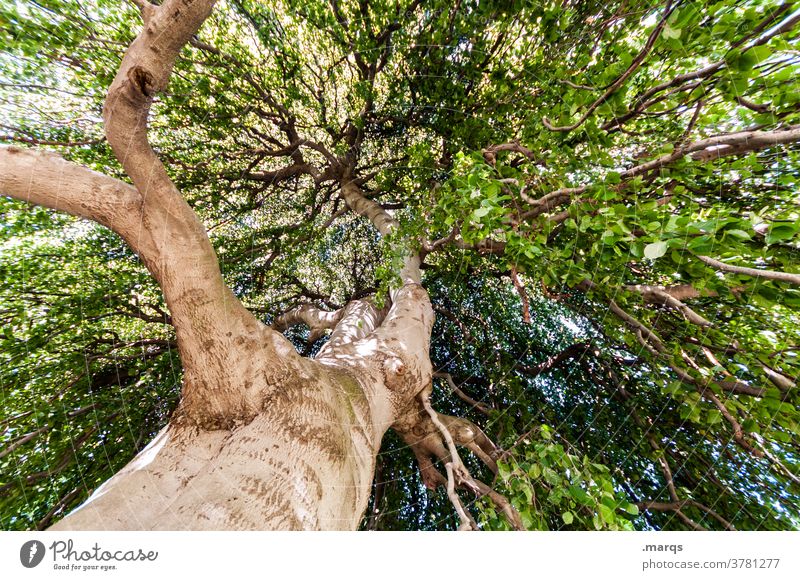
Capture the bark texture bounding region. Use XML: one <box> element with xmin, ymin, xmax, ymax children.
<box><xmin>46</xmin><ymin>279</ymin><xmax>433</xmax><ymax>529</ymax></box>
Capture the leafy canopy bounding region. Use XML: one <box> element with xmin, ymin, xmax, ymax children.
<box><xmin>1</xmin><ymin>0</ymin><xmax>799</xmax><ymax>530</ymax></box>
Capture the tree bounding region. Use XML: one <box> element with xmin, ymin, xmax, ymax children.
<box><xmin>0</xmin><ymin>0</ymin><xmax>799</xmax><ymax>531</ymax></box>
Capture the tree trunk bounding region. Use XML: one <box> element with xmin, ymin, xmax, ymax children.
<box><xmin>50</xmin><ymin>287</ymin><xmax>434</xmax><ymax>530</ymax></box>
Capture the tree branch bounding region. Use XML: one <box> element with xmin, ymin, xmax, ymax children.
<box><xmin>433</xmin><ymin>372</ymin><xmax>491</xmax><ymax>415</ymax></box>
<box><xmin>340</xmin><ymin>180</ymin><xmax>397</xmax><ymax>236</ymax></box>
<box><xmin>316</xmin><ymin>298</ymin><xmax>387</xmax><ymax>358</ymax></box>
<box><xmin>2</xmin><ymin>0</ymin><xmax>307</xmax><ymax>427</ymax></box>
<box><xmin>272</xmin><ymin>303</ymin><xmax>345</xmax><ymax>342</ymax></box>
<box><xmin>0</xmin><ymin>147</ymin><xmax>141</xmax><ymax>235</ymax></box>
<box><xmin>543</xmin><ymin>1</ymin><xmax>676</xmax><ymax>132</ymax></box>
<box><xmin>129</xmin><ymin>0</ymin><xmax>157</xmax><ymax>23</ymax></box>
<box><xmin>420</xmin><ymin>392</ymin><xmax>478</xmax><ymax>530</ymax></box>
<box><xmin>696</xmin><ymin>255</ymin><xmax>800</xmax><ymax>286</ymax></box>
<box><xmin>522</xmin><ymin>126</ymin><xmax>800</xmax><ymax>220</ymax></box>
<box><xmin>625</xmin><ymin>284</ymin><xmax>712</xmax><ymax>326</ymax></box>
<box><xmin>101</xmin><ymin>0</ymin><xmax>263</xmax><ymax>341</ymax></box>
<box><xmin>339</xmin><ymin>179</ymin><xmax>422</xmax><ymax>285</ymax></box>
<box><xmin>513</xmin><ymin>342</ymin><xmax>595</xmax><ymax>377</ymax></box>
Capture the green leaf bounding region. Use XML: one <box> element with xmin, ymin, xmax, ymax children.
<box><xmin>746</xmin><ymin>45</ymin><xmax>772</xmax><ymax>64</ymax></box>
<box><xmin>766</xmin><ymin>223</ymin><xmax>797</xmax><ymax>245</ymax></box>
<box><xmin>623</xmin><ymin>502</ymin><xmax>639</xmax><ymax>516</ymax></box>
<box><xmin>569</xmin><ymin>485</ymin><xmax>593</xmax><ymax>506</ymax></box>
<box><xmin>725</xmin><ymin>229</ymin><xmax>751</xmax><ymax>240</ymax></box>
<box><xmin>662</xmin><ymin>25</ymin><xmax>682</xmax><ymax>39</ymax></box>
<box><xmin>562</xmin><ymin>511</ymin><xmax>574</xmax><ymax>525</ymax></box>
<box><xmin>543</xmin><ymin>467</ymin><xmax>560</xmax><ymax>485</ymax></box>
<box><xmin>498</xmin><ymin>462</ymin><xmax>511</xmax><ymax>481</ymax></box>
<box><xmin>644</xmin><ymin>241</ymin><xmax>668</xmax><ymax>260</ymax></box>
<box><xmin>598</xmin><ymin>503</ymin><xmax>615</xmax><ymax>524</ymax></box>
<box><xmin>472</xmin><ymin>206</ymin><xmax>492</xmax><ymax>219</ymax></box>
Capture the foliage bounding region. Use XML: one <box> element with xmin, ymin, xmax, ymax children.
<box><xmin>486</xmin><ymin>425</ymin><xmax>639</xmax><ymax>531</ymax></box>
<box><xmin>1</xmin><ymin>0</ymin><xmax>800</xmax><ymax>530</ymax></box>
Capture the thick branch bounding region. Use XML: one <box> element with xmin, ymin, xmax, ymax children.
<box><xmin>340</xmin><ymin>180</ymin><xmax>397</xmax><ymax>236</ymax></box>
<box><xmin>101</xmin><ymin>0</ymin><xmax>264</xmax><ymax>344</ymax></box>
<box><xmin>272</xmin><ymin>303</ymin><xmax>345</xmax><ymax>342</ymax></box>
<box><xmin>394</xmin><ymin>395</ymin><xmax>522</xmax><ymax>530</ymax></box>
<box><xmin>83</xmin><ymin>0</ymin><xmax>299</xmax><ymax>425</ymax></box>
<box><xmin>340</xmin><ymin>179</ymin><xmax>422</xmax><ymax>284</ymax></box>
<box><xmin>626</xmin><ymin>284</ymin><xmax>712</xmax><ymax>327</ymax></box>
<box><xmin>0</xmin><ymin>147</ymin><xmax>141</xmax><ymax>236</ymax></box>
<box><xmin>697</xmin><ymin>255</ymin><xmax>800</xmax><ymax>286</ymax></box>
<box><xmin>523</xmin><ymin>126</ymin><xmax>800</xmax><ymax>220</ymax></box>
<box><xmin>316</xmin><ymin>298</ymin><xmax>388</xmax><ymax>358</ymax></box>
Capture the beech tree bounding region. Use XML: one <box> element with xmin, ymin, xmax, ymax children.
<box><xmin>1</xmin><ymin>0</ymin><xmax>799</xmax><ymax>530</ymax></box>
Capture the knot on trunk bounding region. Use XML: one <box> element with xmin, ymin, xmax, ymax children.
<box><xmin>384</xmin><ymin>356</ymin><xmax>405</xmax><ymax>376</ymax></box>
<box><xmin>128</xmin><ymin>66</ymin><xmax>156</xmax><ymax>98</ymax></box>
